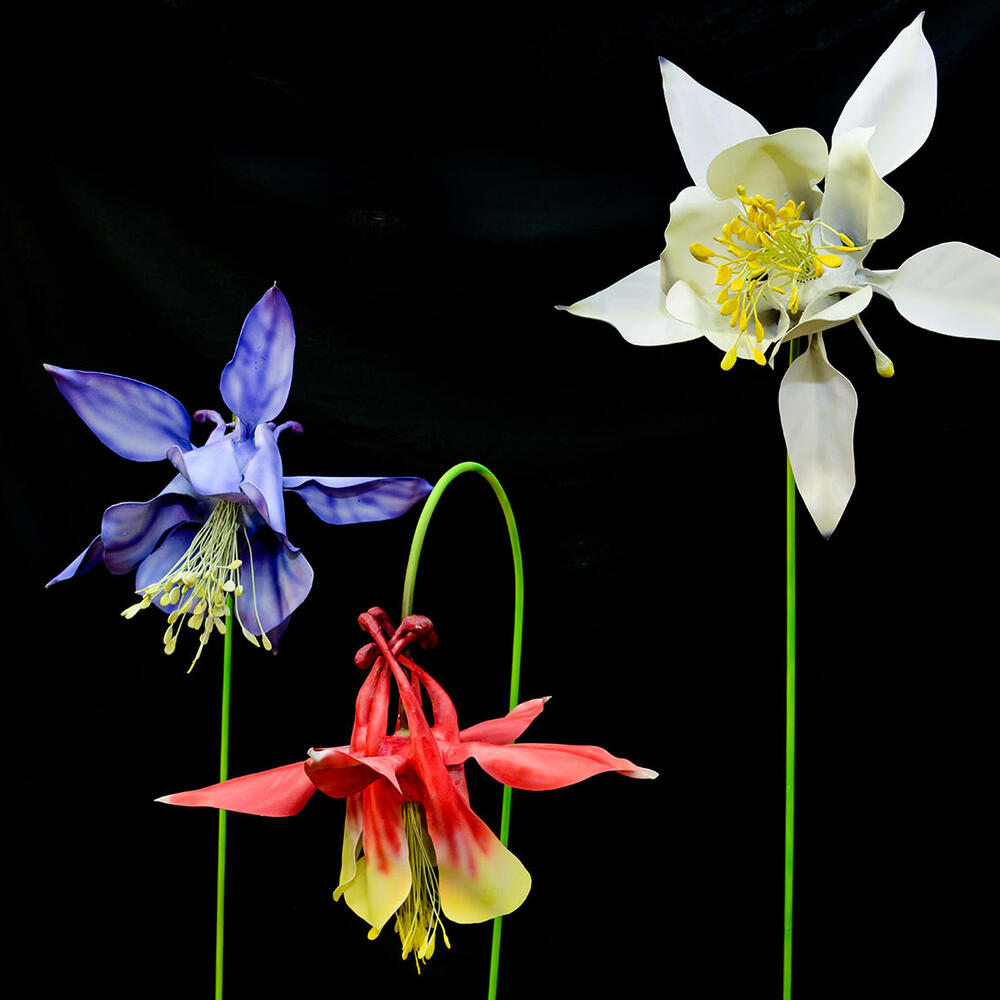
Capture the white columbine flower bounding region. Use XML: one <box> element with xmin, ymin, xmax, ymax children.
<box><xmin>559</xmin><ymin>14</ymin><xmax>1000</xmax><ymax>536</ymax></box>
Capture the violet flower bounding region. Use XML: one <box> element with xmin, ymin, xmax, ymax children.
<box><xmin>45</xmin><ymin>285</ymin><xmax>431</xmax><ymax>668</ymax></box>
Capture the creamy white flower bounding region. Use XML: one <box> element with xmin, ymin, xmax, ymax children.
<box><xmin>559</xmin><ymin>14</ymin><xmax>1000</xmax><ymax>536</ymax></box>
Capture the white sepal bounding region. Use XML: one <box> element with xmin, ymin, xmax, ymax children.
<box><xmin>862</xmin><ymin>243</ymin><xmax>1000</xmax><ymax>341</ymax></box>
<box><xmin>659</xmin><ymin>57</ymin><xmax>766</xmax><ymax>188</ymax></box>
<box><xmin>778</xmin><ymin>333</ymin><xmax>858</xmax><ymax>538</ymax></box>
<box><xmin>557</xmin><ymin>261</ymin><xmax>701</xmax><ymax>346</ymax></box>
<box><xmin>832</xmin><ymin>12</ymin><xmax>937</xmax><ymax>177</ymax></box>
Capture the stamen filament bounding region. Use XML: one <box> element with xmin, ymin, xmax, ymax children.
<box><xmin>120</xmin><ymin>500</ymin><xmax>269</xmax><ymax>669</ymax></box>
<box><xmin>395</xmin><ymin>802</ymin><xmax>450</xmax><ymax>970</ymax></box>
<box><xmin>691</xmin><ymin>190</ymin><xmax>861</xmax><ymax>369</ymax></box>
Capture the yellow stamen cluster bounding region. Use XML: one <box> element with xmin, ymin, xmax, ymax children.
<box><xmin>690</xmin><ymin>186</ymin><xmax>861</xmax><ymax>370</ymax></box>
<box><xmin>394</xmin><ymin>802</ymin><xmax>450</xmax><ymax>970</ymax></box>
<box><xmin>121</xmin><ymin>500</ymin><xmax>270</xmax><ymax>671</ymax></box>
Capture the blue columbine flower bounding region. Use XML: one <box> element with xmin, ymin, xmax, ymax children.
<box><xmin>45</xmin><ymin>285</ymin><xmax>431</xmax><ymax>669</ymax></box>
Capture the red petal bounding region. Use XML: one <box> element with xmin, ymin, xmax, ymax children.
<box><xmin>363</xmin><ymin>663</ymin><xmax>392</xmax><ymax>756</ymax></box>
<box><xmin>456</xmin><ymin>741</ymin><xmax>658</xmax><ymax>789</ymax></box>
<box><xmin>156</xmin><ymin>760</ymin><xmax>316</xmax><ymax>816</ymax></box>
<box><xmin>407</xmin><ymin>661</ymin><xmax>459</xmax><ymax>741</ymax></box>
<box><xmin>419</xmin><ymin>764</ymin><xmax>531</xmax><ymax>923</ymax></box>
<box><xmin>349</xmin><ymin>662</ymin><xmax>390</xmax><ymax>755</ymax></box>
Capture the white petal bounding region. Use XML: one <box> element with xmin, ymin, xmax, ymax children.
<box><xmin>664</xmin><ymin>279</ymin><xmax>730</xmax><ymax>338</ymax></box>
<box><xmin>778</xmin><ymin>333</ymin><xmax>858</xmax><ymax>538</ymax></box>
<box><xmin>790</xmin><ymin>284</ymin><xmax>873</xmax><ymax>341</ymax></box>
<box><xmin>557</xmin><ymin>261</ymin><xmax>701</xmax><ymax>346</ymax></box>
<box><xmin>660</xmin><ymin>185</ymin><xmax>740</xmax><ymax>294</ymax></box>
<box><xmin>821</xmin><ymin>128</ymin><xmax>904</xmax><ymax>245</ymax></box>
<box><xmin>659</xmin><ymin>57</ymin><xmax>766</xmax><ymax>188</ymax></box>
<box><xmin>832</xmin><ymin>13</ymin><xmax>937</xmax><ymax>178</ymax></box>
<box><xmin>862</xmin><ymin>243</ymin><xmax>1000</xmax><ymax>341</ymax></box>
<box><xmin>706</xmin><ymin>129</ymin><xmax>828</xmax><ymax>213</ymax></box>
<box><xmin>664</xmin><ymin>280</ymin><xmax>779</xmax><ymax>360</ymax></box>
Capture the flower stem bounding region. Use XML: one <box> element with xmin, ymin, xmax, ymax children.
<box><xmin>216</xmin><ymin>591</ymin><xmax>234</xmax><ymax>1000</ymax></box>
<box><xmin>400</xmin><ymin>461</ymin><xmax>523</xmax><ymax>1000</ymax></box>
<box><xmin>784</xmin><ymin>340</ymin><xmax>800</xmax><ymax>1000</ymax></box>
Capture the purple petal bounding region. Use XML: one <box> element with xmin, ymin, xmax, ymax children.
<box><xmin>219</xmin><ymin>286</ymin><xmax>295</xmax><ymax>428</ymax></box>
<box><xmin>236</xmin><ymin>530</ymin><xmax>313</xmax><ymax>638</ymax></box>
<box><xmin>282</xmin><ymin>476</ymin><xmax>432</xmax><ymax>525</ymax></box>
<box><xmin>240</xmin><ymin>424</ymin><xmax>290</xmax><ymax>542</ymax></box>
<box><xmin>46</xmin><ymin>534</ymin><xmax>105</xmax><ymax>588</ymax></box>
<box><xmin>265</xmin><ymin>616</ymin><xmax>291</xmax><ymax>652</ymax></box>
<box><xmin>134</xmin><ymin>523</ymin><xmax>199</xmax><ymax>611</ymax></box>
<box><xmin>44</xmin><ymin>365</ymin><xmax>191</xmax><ymax>463</ymax></box>
<box><xmin>167</xmin><ymin>438</ymin><xmax>245</xmax><ymax>500</ymax></box>
<box><xmin>101</xmin><ymin>484</ymin><xmax>203</xmax><ymax>576</ymax></box>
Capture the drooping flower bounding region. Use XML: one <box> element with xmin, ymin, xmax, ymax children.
<box><xmin>158</xmin><ymin>607</ymin><xmax>657</xmax><ymax>966</ymax></box>
<box><xmin>46</xmin><ymin>287</ymin><xmax>431</xmax><ymax>668</ymax></box>
<box><xmin>559</xmin><ymin>15</ymin><xmax>1000</xmax><ymax>536</ymax></box>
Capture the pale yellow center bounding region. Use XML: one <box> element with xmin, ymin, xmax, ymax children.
<box><xmin>690</xmin><ymin>187</ymin><xmax>861</xmax><ymax>370</ymax></box>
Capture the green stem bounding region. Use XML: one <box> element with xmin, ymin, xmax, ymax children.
<box><xmin>400</xmin><ymin>461</ymin><xmax>523</xmax><ymax>1000</ymax></box>
<box><xmin>784</xmin><ymin>340</ymin><xmax>800</xmax><ymax>1000</ymax></box>
<box><xmin>216</xmin><ymin>591</ymin><xmax>234</xmax><ymax>1000</ymax></box>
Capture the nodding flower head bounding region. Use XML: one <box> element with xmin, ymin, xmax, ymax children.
<box><xmin>157</xmin><ymin>606</ymin><xmax>657</xmax><ymax>967</ymax></box>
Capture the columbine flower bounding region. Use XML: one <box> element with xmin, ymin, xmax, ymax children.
<box><xmin>45</xmin><ymin>287</ymin><xmax>431</xmax><ymax>668</ymax></box>
<box><xmin>158</xmin><ymin>607</ymin><xmax>656</xmax><ymax>967</ymax></box>
<box><xmin>559</xmin><ymin>14</ymin><xmax>1000</xmax><ymax>536</ymax></box>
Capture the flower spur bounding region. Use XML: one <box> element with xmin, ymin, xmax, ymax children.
<box><xmin>559</xmin><ymin>14</ymin><xmax>1000</xmax><ymax>536</ymax></box>
<box><xmin>158</xmin><ymin>607</ymin><xmax>657</xmax><ymax>967</ymax></box>
<box><xmin>45</xmin><ymin>287</ymin><xmax>432</xmax><ymax>668</ymax></box>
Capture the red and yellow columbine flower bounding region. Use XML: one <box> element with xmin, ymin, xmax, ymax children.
<box><xmin>158</xmin><ymin>607</ymin><xmax>656</xmax><ymax>967</ymax></box>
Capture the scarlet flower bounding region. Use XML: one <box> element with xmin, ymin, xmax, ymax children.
<box><xmin>159</xmin><ymin>607</ymin><xmax>656</xmax><ymax>966</ymax></box>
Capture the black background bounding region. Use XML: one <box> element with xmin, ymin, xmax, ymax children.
<box><xmin>4</xmin><ymin>1</ymin><xmax>996</xmax><ymax>997</ymax></box>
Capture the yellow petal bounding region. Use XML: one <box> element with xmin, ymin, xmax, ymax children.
<box><xmin>334</xmin><ymin>799</ymin><xmax>365</xmax><ymax>901</ymax></box>
<box><xmin>341</xmin><ymin>786</ymin><xmax>412</xmax><ymax>935</ymax></box>
<box><xmin>426</xmin><ymin>792</ymin><xmax>531</xmax><ymax>925</ymax></box>
<box><xmin>437</xmin><ymin>832</ymin><xmax>531</xmax><ymax>925</ymax></box>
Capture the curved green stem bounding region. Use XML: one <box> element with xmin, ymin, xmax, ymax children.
<box><xmin>784</xmin><ymin>340</ymin><xmax>800</xmax><ymax>1000</ymax></box>
<box><xmin>216</xmin><ymin>592</ymin><xmax>234</xmax><ymax>1000</ymax></box>
<box><xmin>400</xmin><ymin>461</ymin><xmax>523</xmax><ymax>1000</ymax></box>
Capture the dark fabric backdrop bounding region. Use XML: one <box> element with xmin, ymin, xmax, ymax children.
<box><xmin>4</xmin><ymin>1</ymin><xmax>996</xmax><ymax>997</ymax></box>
